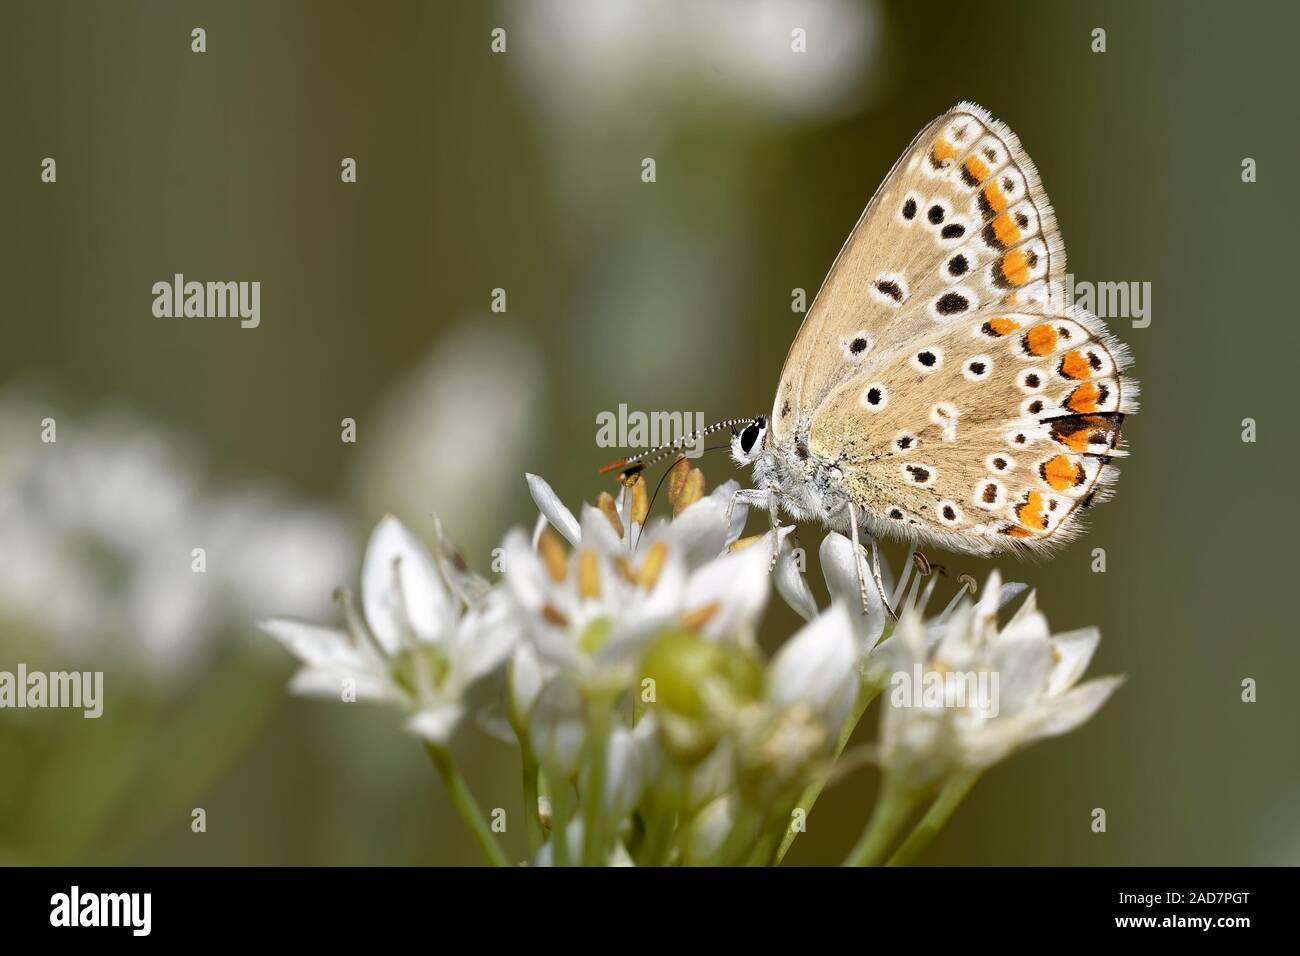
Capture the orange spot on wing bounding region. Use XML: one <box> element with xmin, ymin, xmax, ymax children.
<box><xmin>983</xmin><ymin>183</ymin><xmax>1010</xmax><ymax>213</ymax></box>
<box><xmin>1004</xmin><ymin>526</ymin><xmax>1034</xmax><ymax>539</ymax></box>
<box><xmin>1025</xmin><ymin>323</ymin><xmax>1059</xmax><ymax>356</ymax></box>
<box><xmin>1000</xmin><ymin>249</ymin><xmax>1030</xmax><ymax>286</ymax></box>
<box><xmin>932</xmin><ymin>137</ymin><xmax>958</xmax><ymax>163</ymax></box>
<box><xmin>1060</xmin><ymin>350</ymin><xmax>1092</xmax><ymax>380</ymax></box>
<box><xmin>1016</xmin><ymin>490</ymin><xmax>1049</xmax><ymax>531</ymax></box>
<box><xmin>1054</xmin><ymin>427</ymin><xmax>1091</xmax><ymax>452</ymax></box>
<box><xmin>986</xmin><ymin>316</ymin><xmax>1020</xmax><ymax>336</ymax></box>
<box><xmin>1043</xmin><ymin>455</ymin><xmax>1082</xmax><ymax>492</ymax></box>
<box><xmin>964</xmin><ymin>155</ymin><xmax>990</xmax><ymax>183</ymax></box>
<box><xmin>991</xmin><ymin>212</ymin><xmax>1020</xmax><ymax>246</ymax></box>
<box><xmin>1066</xmin><ymin>382</ymin><xmax>1101</xmax><ymax>413</ymax></box>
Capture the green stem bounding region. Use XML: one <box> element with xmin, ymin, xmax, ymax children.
<box><xmin>581</xmin><ymin>699</ymin><xmax>613</xmax><ymax>866</ymax></box>
<box><xmin>886</xmin><ymin>770</ymin><xmax>980</xmax><ymax>867</ymax></box>
<box><xmin>774</xmin><ymin>681</ymin><xmax>880</xmax><ymax>864</ymax></box>
<box><xmin>520</xmin><ymin>745</ymin><xmax>545</xmax><ymax>856</ymax></box>
<box><xmin>425</xmin><ymin>743</ymin><xmax>510</xmax><ymax>867</ymax></box>
<box><xmin>714</xmin><ymin>805</ymin><xmax>761</xmax><ymax>866</ymax></box>
<box><xmin>637</xmin><ymin>768</ymin><xmax>682</xmax><ymax>867</ymax></box>
<box><xmin>551</xmin><ymin>785</ymin><xmax>573</xmax><ymax>867</ymax></box>
<box><xmin>842</xmin><ymin>773</ymin><xmax>922</xmax><ymax>867</ymax></box>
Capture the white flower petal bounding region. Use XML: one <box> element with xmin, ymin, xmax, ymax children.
<box><xmin>362</xmin><ymin>516</ymin><xmax>451</xmax><ymax>653</ymax></box>
<box><xmin>1046</xmin><ymin>627</ymin><xmax>1102</xmax><ymax>698</ymax></box>
<box><xmin>775</xmin><ymin>534</ymin><xmax>818</xmax><ymax>622</ymax></box>
<box><xmin>768</xmin><ymin>603</ymin><xmax>859</xmax><ymax>729</ymax></box>
<box><xmin>526</xmin><ymin>473</ymin><xmax>581</xmax><ymax>546</ymax></box>
<box><xmin>508</xmin><ymin>642</ymin><xmax>549</xmax><ymax>721</ymax></box>
<box><xmin>260</xmin><ymin>618</ymin><xmax>361</xmax><ymax>670</ymax></box>
<box><xmin>1025</xmin><ymin>675</ymin><xmax>1125</xmax><ymax>740</ymax></box>
<box><xmin>684</xmin><ymin>535</ymin><xmax>771</xmax><ymax>640</ymax></box>
<box><xmin>995</xmin><ymin>581</ymin><xmax>1028</xmax><ymax>611</ymax></box>
<box><xmin>707</xmin><ymin>480</ymin><xmax>748</xmax><ymax>547</ymax></box>
<box><xmin>664</xmin><ymin>496</ymin><xmax>730</xmax><ymax>566</ymax></box>
<box><xmin>457</xmin><ymin>601</ymin><xmax>519</xmax><ymax>682</ymax></box>
<box><xmin>287</xmin><ymin>666</ymin><xmax>392</xmax><ymax>702</ymax></box>
<box><xmin>501</xmin><ymin>528</ymin><xmax>551</xmax><ymax>613</ymax></box>
<box><xmin>407</xmin><ymin>703</ymin><xmax>465</xmax><ymax>743</ymax></box>
<box><xmin>528</xmin><ymin>677</ymin><xmax>586</xmax><ymax>779</ymax></box>
<box><xmin>597</xmin><ymin>724</ymin><xmax>646</xmax><ymax>817</ymax></box>
<box><xmin>989</xmin><ymin>632</ymin><xmax>1053</xmax><ymax>714</ymax></box>
<box><xmin>819</xmin><ymin>532</ymin><xmax>886</xmax><ymax>646</ymax></box>
<box><xmin>579</xmin><ymin>502</ymin><xmax>624</xmax><ymax>555</ymax></box>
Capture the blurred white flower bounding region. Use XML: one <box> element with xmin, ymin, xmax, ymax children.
<box><xmin>263</xmin><ymin>516</ymin><xmax>517</xmax><ymax>744</ymax></box>
<box><xmin>504</xmin><ymin>0</ymin><xmax>882</xmax><ymax>123</ymax></box>
<box><xmin>0</xmin><ymin>393</ymin><xmax>353</xmax><ymax>685</ymax></box>
<box><xmin>875</xmin><ymin>573</ymin><xmax>1124</xmax><ymax>786</ymax></box>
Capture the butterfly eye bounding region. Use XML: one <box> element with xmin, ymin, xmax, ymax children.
<box><xmin>739</xmin><ymin>423</ymin><xmax>761</xmax><ymax>455</ymax></box>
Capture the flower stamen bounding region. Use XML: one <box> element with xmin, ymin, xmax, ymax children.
<box><xmin>596</xmin><ymin>492</ymin><xmax>625</xmax><ymax>538</ymax></box>
<box><xmin>578</xmin><ymin>548</ymin><xmax>601</xmax><ymax>599</ymax></box>
<box><xmin>635</xmin><ymin>541</ymin><xmax>669</xmax><ymax>590</ymax></box>
<box><xmin>537</xmin><ymin>527</ymin><xmax>568</xmax><ymax>582</ymax></box>
<box><xmin>679</xmin><ymin>601</ymin><xmax>721</xmax><ymax>630</ymax></box>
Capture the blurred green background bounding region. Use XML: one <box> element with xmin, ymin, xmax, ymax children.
<box><xmin>2</xmin><ymin>0</ymin><xmax>1296</xmax><ymax>865</ymax></box>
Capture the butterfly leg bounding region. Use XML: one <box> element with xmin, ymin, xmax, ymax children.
<box><xmin>848</xmin><ymin>501</ymin><xmax>897</xmax><ymax>621</ymax></box>
<box><xmin>723</xmin><ymin>487</ymin><xmax>772</xmax><ymax>538</ymax></box>
<box><xmin>723</xmin><ymin>486</ymin><xmax>793</xmax><ymax>571</ymax></box>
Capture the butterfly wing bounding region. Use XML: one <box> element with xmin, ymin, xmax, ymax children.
<box><xmin>772</xmin><ymin>102</ymin><xmax>1066</xmax><ymax>446</ymax></box>
<box><xmin>807</xmin><ymin>303</ymin><xmax>1136</xmax><ymax>554</ymax></box>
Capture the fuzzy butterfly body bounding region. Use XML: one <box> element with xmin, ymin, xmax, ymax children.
<box><xmin>734</xmin><ymin>102</ymin><xmax>1136</xmax><ymax>557</ymax></box>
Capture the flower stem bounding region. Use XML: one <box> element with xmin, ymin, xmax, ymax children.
<box><xmin>551</xmin><ymin>784</ymin><xmax>573</xmax><ymax>867</ymax></box>
<box><xmin>520</xmin><ymin>745</ymin><xmax>545</xmax><ymax>856</ymax></box>
<box><xmin>581</xmin><ymin>698</ymin><xmax>613</xmax><ymax>866</ymax></box>
<box><xmin>842</xmin><ymin>773</ymin><xmax>921</xmax><ymax>867</ymax></box>
<box><xmin>774</xmin><ymin>680</ymin><xmax>880</xmax><ymax>864</ymax></box>
<box><xmin>424</xmin><ymin>743</ymin><xmax>510</xmax><ymax>867</ymax></box>
<box><xmin>886</xmin><ymin>770</ymin><xmax>980</xmax><ymax>867</ymax></box>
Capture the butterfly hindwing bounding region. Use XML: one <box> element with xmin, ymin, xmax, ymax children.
<box><xmin>773</xmin><ymin>102</ymin><xmax>1067</xmax><ymax>448</ymax></box>
<box><xmin>806</xmin><ymin>303</ymin><xmax>1136</xmax><ymax>554</ymax></box>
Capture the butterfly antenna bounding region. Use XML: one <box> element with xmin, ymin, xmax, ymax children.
<box><xmin>632</xmin><ymin>443</ymin><xmax>731</xmax><ymax>552</ymax></box>
<box><xmin>598</xmin><ymin>417</ymin><xmax>752</xmax><ymax>485</ymax></box>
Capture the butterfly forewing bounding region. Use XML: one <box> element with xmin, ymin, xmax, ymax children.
<box><xmin>773</xmin><ymin>102</ymin><xmax>1067</xmax><ymax>445</ymax></box>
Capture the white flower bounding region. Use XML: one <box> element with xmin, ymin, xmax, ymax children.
<box><xmin>724</xmin><ymin>604</ymin><xmax>860</xmax><ymax>797</ymax></box>
<box><xmin>526</xmin><ymin>471</ymin><xmax>748</xmax><ymax>561</ymax></box>
<box><xmin>504</xmin><ymin>0</ymin><xmax>880</xmax><ymax>124</ymax></box>
<box><xmin>767</xmin><ymin>603</ymin><xmax>861</xmax><ymax>733</ymax></box>
<box><xmin>502</xmin><ymin>474</ymin><xmax>775</xmax><ymax>692</ymax></box>
<box><xmin>262</xmin><ymin>516</ymin><xmax>516</xmax><ymax>744</ymax></box>
<box><xmin>0</xmin><ymin>394</ymin><xmax>353</xmax><ymax>686</ymax></box>
<box><xmin>875</xmin><ymin>572</ymin><xmax>1124</xmax><ymax>785</ymax></box>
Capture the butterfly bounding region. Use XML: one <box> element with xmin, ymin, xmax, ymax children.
<box><xmin>611</xmin><ymin>103</ymin><xmax>1136</xmax><ymax>613</ymax></box>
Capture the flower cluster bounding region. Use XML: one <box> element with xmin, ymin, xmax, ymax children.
<box><xmin>262</xmin><ymin>464</ymin><xmax>1121</xmax><ymax>866</ymax></box>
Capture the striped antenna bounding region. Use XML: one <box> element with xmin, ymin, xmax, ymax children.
<box><xmin>598</xmin><ymin>416</ymin><xmax>754</xmax><ymax>484</ymax></box>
